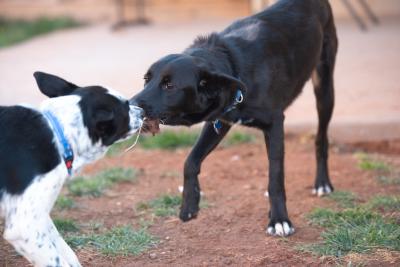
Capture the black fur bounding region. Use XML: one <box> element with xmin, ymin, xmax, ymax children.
<box><xmin>131</xmin><ymin>0</ymin><xmax>338</xmax><ymax>234</ymax></box>
<box><xmin>0</xmin><ymin>106</ymin><xmax>61</xmax><ymax>197</ymax></box>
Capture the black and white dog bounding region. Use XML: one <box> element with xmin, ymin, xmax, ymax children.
<box><xmin>131</xmin><ymin>0</ymin><xmax>338</xmax><ymax>237</ymax></box>
<box><xmin>0</xmin><ymin>72</ymin><xmax>143</xmax><ymax>267</ymax></box>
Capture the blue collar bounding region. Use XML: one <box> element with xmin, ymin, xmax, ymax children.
<box><xmin>213</xmin><ymin>89</ymin><xmax>243</xmax><ymax>134</ymax></box>
<box><xmin>43</xmin><ymin>111</ymin><xmax>74</xmax><ymax>175</ymax></box>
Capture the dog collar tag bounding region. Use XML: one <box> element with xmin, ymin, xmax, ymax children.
<box><xmin>213</xmin><ymin>120</ymin><xmax>223</xmax><ymax>134</ymax></box>
<box><xmin>235</xmin><ymin>90</ymin><xmax>243</xmax><ymax>103</ymax></box>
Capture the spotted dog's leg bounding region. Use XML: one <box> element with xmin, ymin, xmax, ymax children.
<box><xmin>4</xmin><ymin>214</ymin><xmax>74</xmax><ymax>267</ymax></box>
<box><xmin>2</xmin><ymin>166</ymin><xmax>81</xmax><ymax>267</ymax></box>
<box><xmin>47</xmin><ymin>218</ymin><xmax>81</xmax><ymax>267</ymax></box>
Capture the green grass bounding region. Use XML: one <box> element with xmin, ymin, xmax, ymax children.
<box><xmin>67</xmin><ymin>167</ymin><xmax>137</xmax><ymax>197</ymax></box>
<box><xmin>53</xmin><ymin>218</ymin><xmax>79</xmax><ymax>233</ymax></box>
<box><xmin>65</xmin><ymin>225</ymin><xmax>156</xmax><ymax>256</ymax></box>
<box><xmin>376</xmin><ymin>175</ymin><xmax>400</xmax><ymax>185</ymax></box>
<box><xmin>107</xmin><ymin>130</ymin><xmax>257</xmax><ymax>153</ymax></box>
<box><xmin>55</xmin><ymin>195</ymin><xmax>75</xmax><ymax>210</ymax></box>
<box><xmin>222</xmin><ymin>131</ymin><xmax>256</xmax><ymax>147</ymax></box>
<box><xmin>356</xmin><ymin>153</ymin><xmax>390</xmax><ymax>172</ymax></box>
<box><xmin>327</xmin><ymin>191</ymin><xmax>357</xmax><ymax>208</ymax></box>
<box><xmin>367</xmin><ymin>195</ymin><xmax>400</xmax><ymax>212</ymax></box>
<box><xmin>137</xmin><ymin>194</ymin><xmax>182</xmax><ymax>217</ymax></box>
<box><xmin>140</xmin><ymin>130</ymin><xmax>199</xmax><ymax>150</ymax></box>
<box><xmin>303</xmin><ymin>204</ymin><xmax>400</xmax><ymax>257</ymax></box>
<box><xmin>137</xmin><ymin>194</ymin><xmax>208</xmax><ymax>217</ymax></box>
<box><xmin>0</xmin><ymin>17</ymin><xmax>82</xmax><ymax>48</ymax></box>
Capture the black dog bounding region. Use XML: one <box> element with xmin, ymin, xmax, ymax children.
<box><xmin>131</xmin><ymin>0</ymin><xmax>338</xmax><ymax>236</ymax></box>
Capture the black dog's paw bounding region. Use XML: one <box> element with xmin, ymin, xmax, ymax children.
<box><xmin>179</xmin><ymin>206</ymin><xmax>199</xmax><ymax>222</ymax></box>
<box><xmin>266</xmin><ymin>220</ymin><xmax>295</xmax><ymax>237</ymax></box>
<box><xmin>312</xmin><ymin>183</ymin><xmax>334</xmax><ymax>197</ymax></box>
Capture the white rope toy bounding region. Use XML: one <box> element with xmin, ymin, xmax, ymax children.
<box><xmin>125</xmin><ymin>118</ymin><xmax>145</xmax><ymax>152</ymax></box>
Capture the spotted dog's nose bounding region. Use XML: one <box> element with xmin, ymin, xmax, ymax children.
<box><xmin>129</xmin><ymin>105</ymin><xmax>144</xmax><ymax>132</ymax></box>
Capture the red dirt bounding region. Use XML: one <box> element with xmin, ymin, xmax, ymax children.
<box><xmin>1</xmin><ymin>134</ymin><xmax>399</xmax><ymax>266</ymax></box>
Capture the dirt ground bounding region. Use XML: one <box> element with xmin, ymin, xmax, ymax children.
<box><xmin>1</xmin><ymin>131</ymin><xmax>399</xmax><ymax>267</ymax></box>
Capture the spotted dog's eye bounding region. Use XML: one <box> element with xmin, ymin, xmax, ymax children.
<box><xmin>199</xmin><ymin>79</ymin><xmax>207</xmax><ymax>87</ymax></box>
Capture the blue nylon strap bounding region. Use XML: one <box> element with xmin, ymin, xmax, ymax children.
<box><xmin>43</xmin><ymin>111</ymin><xmax>74</xmax><ymax>175</ymax></box>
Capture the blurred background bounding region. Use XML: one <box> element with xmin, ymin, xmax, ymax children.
<box><xmin>0</xmin><ymin>0</ymin><xmax>399</xmax><ymax>140</ymax></box>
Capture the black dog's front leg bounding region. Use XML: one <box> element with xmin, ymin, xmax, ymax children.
<box><xmin>180</xmin><ymin>121</ymin><xmax>231</xmax><ymax>221</ymax></box>
<box><xmin>264</xmin><ymin>112</ymin><xmax>294</xmax><ymax>236</ymax></box>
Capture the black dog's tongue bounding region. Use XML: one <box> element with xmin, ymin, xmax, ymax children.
<box><xmin>142</xmin><ymin>119</ymin><xmax>160</xmax><ymax>136</ymax></box>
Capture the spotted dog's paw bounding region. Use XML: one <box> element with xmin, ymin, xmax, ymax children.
<box><xmin>312</xmin><ymin>184</ymin><xmax>333</xmax><ymax>197</ymax></box>
<box><xmin>266</xmin><ymin>221</ymin><xmax>295</xmax><ymax>237</ymax></box>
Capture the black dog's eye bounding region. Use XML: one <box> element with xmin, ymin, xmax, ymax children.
<box><xmin>163</xmin><ymin>82</ymin><xmax>174</xmax><ymax>90</ymax></box>
<box><xmin>199</xmin><ymin>79</ymin><xmax>207</xmax><ymax>87</ymax></box>
<box><xmin>144</xmin><ymin>74</ymin><xmax>151</xmax><ymax>83</ymax></box>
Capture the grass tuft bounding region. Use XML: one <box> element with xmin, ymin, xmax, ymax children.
<box><xmin>138</xmin><ymin>194</ymin><xmax>182</xmax><ymax>217</ymax></box>
<box><xmin>137</xmin><ymin>194</ymin><xmax>208</xmax><ymax>217</ymax></box>
<box><xmin>67</xmin><ymin>167</ymin><xmax>137</xmax><ymax>197</ymax></box>
<box><xmin>327</xmin><ymin>191</ymin><xmax>357</xmax><ymax>208</ymax></box>
<box><xmin>55</xmin><ymin>195</ymin><xmax>75</xmax><ymax>210</ymax></box>
<box><xmin>65</xmin><ymin>225</ymin><xmax>156</xmax><ymax>256</ymax></box>
<box><xmin>0</xmin><ymin>17</ymin><xmax>82</xmax><ymax>48</ymax></box>
<box><xmin>356</xmin><ymin>153</ymin><xmax>390</xmax><ymax>172</ymax></box>
<box><xmin>222</xmin><ymin>131</ymin><xmax>256</xmax><ymax>146</ymax></box>
<box><xmin>305</xmin><ymin>207</ymin><xmax>400</xmax><ymax>257</ymax></box>
<box><xmin>376</xmin><ymin>175</ymin><xmax>400</xmax><ymax>185</ymax></box>
<box><xmin>53</xmin><ymin>218</ymin><xmax>79</xmax><ymax>233</ymax></box>
<box><xmin>367</xmin><ymin>195</ymin><xmax>400</xmax><ymax>212</ymax></box>
<box><xmin>140</xmin><ymin>130</ymin><xmax>199</xmax><ymax>150</ymax></box>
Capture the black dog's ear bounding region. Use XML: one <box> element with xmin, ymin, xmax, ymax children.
<box><xmin>197</xmin><ymin>70</ymin><xmax>247</xmax><ymax>120</ymax></box>
<box><xmin>199</xmin><ymin>70</ymin><xmax>247</xmax><ymax>98</ymax></box>
<box><xmin>93</xmin><ymin>109</ymin><xmax>116</xmax><ymax>146</ymax></box>
<box><xmin>33</xmin><ymin>71</ymin><xmax>78</xmax><ymax>98</ymax></box>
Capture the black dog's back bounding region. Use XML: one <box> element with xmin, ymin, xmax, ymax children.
<box><xmin>0</xmin><ymin>106</ymin><xmax>60</xmax><ymax>197</ymax></box>
<box><xmin>220</xmin><ymin>0</ymin><xmax>335</xmax><ymax>109</ymax></box>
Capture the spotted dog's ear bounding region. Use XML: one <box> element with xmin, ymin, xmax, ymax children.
<box><xmin>33</xmin><ymin>71</ymin><xmax>78</xmax><ymax>98</ymax></box>
<box><xmin>93</xmin><ymin>109</ymin><xmax>117</xmax><ymax>146</ymax></box>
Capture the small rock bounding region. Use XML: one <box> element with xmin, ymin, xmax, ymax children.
<box><xmin>165</xmin><ymin>236</ymin><xmax>170</xmax><ymax>240</ymax></box>
<box><xmin>231</xmin><ymin>155</ymin><xmax>240</xmax><ymax>161</ymax></box>
<box><xmin>149</xmin><ymin>253</ymin><xmax>157</xmax><ymax>259</ymax></box>
<box><xmin>223</xmin><ymin>258</ymin><xmax>233</xmax><ymax>265</ymax></box>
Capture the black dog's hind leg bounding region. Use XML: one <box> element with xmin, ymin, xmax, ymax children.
<box><xmin>311</xmin><ymin>21</ymin><xmax>338</xmax><ymax>196</ymax></box>
<box><xmin>264</xmin><ymin>112</ymin><xmax>294</xmax><ymax>236</ymax></box>
<box><xmin>180</xmin><ymin>121</ymin><xmax>231</xmax><ymax>221</ymax></box>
